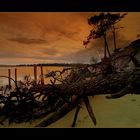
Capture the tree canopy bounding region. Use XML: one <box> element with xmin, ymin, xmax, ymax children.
<box><xmin>83</xmin><ymin>12</ymin><xmax>127</xmax><ymax>58</ymax></box>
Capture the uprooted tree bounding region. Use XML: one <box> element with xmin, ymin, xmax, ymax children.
<box><xmin>0</xmin><ymin>13</ymin><xmax>140</xmax><ymax>128</ymax></box>
<box><xmin>34</xmin><ymin>38</ymin><xmax>140</xmax><ymax>127</ymax></box>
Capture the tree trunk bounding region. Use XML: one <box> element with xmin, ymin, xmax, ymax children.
<box><xmin>103</xmin><ymin>33</ymin><xmax>111</xmax><ymax>58</ymax></box>
<box><xmin>112</xmin><ymin>25</ymin><xmax>117</xmax><ymax>51</ymax></box>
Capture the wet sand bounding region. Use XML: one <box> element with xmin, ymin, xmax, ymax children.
<box><xmin>1</xmin><ymin>94</ymin><xmax>140</xmax><ymax>128</ymax></box>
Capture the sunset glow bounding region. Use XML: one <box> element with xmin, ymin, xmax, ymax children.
<box><xmin>0</xmin><ymin>12</ymin><xmax>140</xmax><ymax>65</ymax></box>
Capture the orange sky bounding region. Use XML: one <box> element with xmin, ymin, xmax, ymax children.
<box><xmin>0</xmin><ymin>12</ymin><xmax>140</xmax><ymax>65</ymax></box>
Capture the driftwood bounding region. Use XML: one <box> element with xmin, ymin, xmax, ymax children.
<box><xmin>35</xmin><ymin>39</ymin><xmax>140</xmax><ymax>127</ymax></box>
<box><xmin>0</xmin><ymin>39</ymin><xmax>140</xmax><ymax>127</ymax></box>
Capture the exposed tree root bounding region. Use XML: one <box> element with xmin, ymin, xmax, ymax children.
<box><xmin>0</xmin><ymin>39</ymin><xmax>140</xmax><ymax>127</ymax></box>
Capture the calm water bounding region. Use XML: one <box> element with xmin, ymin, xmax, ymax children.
<box><xmin>0</xmin><ymin>66</ymin><xmax>66</xmax><ymax>86</ymax></box>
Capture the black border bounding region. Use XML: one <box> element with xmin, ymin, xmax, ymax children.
<box><xmin>0</xmin><ymin>0</ymin><xmax>139</xmax><ymax>12</ymax></box>
<box><xmin>0</xmin><ymin>0</ymin><xmax>140</xmax><ymax>138</ymax></box>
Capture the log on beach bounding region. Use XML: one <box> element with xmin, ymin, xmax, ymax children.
<box><xmin>35</xmin><ymin>39</ymin><xmax>140</xmax><ymax>127</ymax></box>
<box><xmin>1</xmin><ymin>39</ymin><xmax>140</xmax><ymax>128</ymax></box>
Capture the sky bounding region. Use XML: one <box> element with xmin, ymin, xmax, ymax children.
<box><xmin>0</xmin><ymin>12</ymin><xmax>140</xmax><ymax>65</ymax></box>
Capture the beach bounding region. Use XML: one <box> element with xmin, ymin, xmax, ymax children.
<box><xmin>1</xmin><ymin>94</ymin><xmax>140</xmax><ymax>128</ymax></box>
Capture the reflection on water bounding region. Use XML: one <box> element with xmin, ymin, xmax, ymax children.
<box><xmin>0</xmin><ymin>66</ymin><xmax>65</xmax><ymax>86</ymax></box>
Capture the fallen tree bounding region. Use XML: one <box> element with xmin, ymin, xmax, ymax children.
<box><xmin>0</xmin><ymin>39</ymin><xmax>140</xmax><ymax>127</ymax></box>
<box><xmin>35</xmin><ymin>39</ymin><xmax>140</xmax><ymax>127</ymax></box>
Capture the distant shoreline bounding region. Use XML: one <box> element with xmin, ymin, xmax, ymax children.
<box><xmin>0</xmin><ymin>63</ymin><xmax>89</xmax><ymax>67</ymax></box>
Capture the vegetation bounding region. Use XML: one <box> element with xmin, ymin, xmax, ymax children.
<box><xmin>83</xmin><ymin>12</ymin><xmax>127</xmax><ymax>58</ymax></box>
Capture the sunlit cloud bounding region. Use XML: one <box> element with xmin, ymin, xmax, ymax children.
<box><xmin>8</xmin><ymin>37</ymin><xmax>48</xmax><ymax>44</ymax></box>
<box><xmin>0</xmin><ymin>12</ymin><xmax>139</xmax><ymax>64</ymax></box>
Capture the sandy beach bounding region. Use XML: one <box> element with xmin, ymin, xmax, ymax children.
<box><xmin>1</xmin><ymin>94</ymin><xmax>140</xmax><ymax>128</ymax></box>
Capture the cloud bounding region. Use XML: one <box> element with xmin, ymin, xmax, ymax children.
<box><xmin>40</xmin><ymin>48</ymin><xmax>59</xmax><ymax>56</ymax></box>
<box><xmin>0</xmin><ymin>53</ymin><xmax>27</xmax><ymax>58</ymax></box>
<box><xmin>62</xmin><ymin>47</ymin><xmax>100</xmax><ymax>63</ymax></box>
<box><xmin>0</xmin><ymin>12</ymin><xmax>139</xmax><ymax>65</ymax></box>
<box><xmin>8</xmin><ymin>37</ymin><xmax>48</xmax><ymax>44</ymax></box>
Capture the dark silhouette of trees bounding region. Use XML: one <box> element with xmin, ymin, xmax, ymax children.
<box><xmin>83</xmin><ymin>12</ymin><xmax>127</xmax><ymax>58</ymax></box>
<box><xmin>105</xmin><ymin>13</ymin><xmax>127</xmax><ymax>52</ymax></box>
<box><xmin>85</xmin><ymin>13</ymin><xmax>111</xmax><ymax>58</ymax></box>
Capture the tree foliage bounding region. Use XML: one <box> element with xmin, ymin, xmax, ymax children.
<box><xmin>83</xmin><ymin>12</ymin><xmax>127</xmax><ymax>58</ymax></box>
